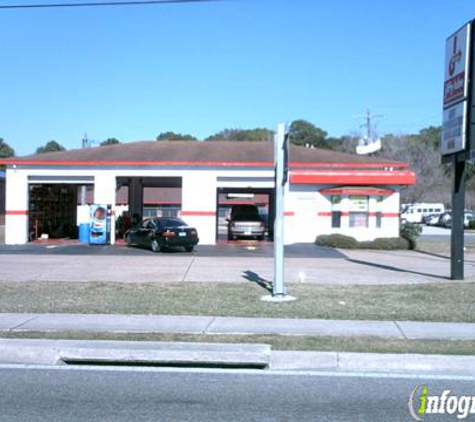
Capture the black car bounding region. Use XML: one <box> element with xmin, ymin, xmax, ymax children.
<box><xmin>125</xmin><ymin>217</ymin><xmax>199</xmax><ymax>252</ymax></box>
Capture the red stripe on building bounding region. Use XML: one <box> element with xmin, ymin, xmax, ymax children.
<box><xmin>284</xmin><ymin>211</ymin><xmax>295</xmax><ymax>217</ymax></box>
<box><xmin>181</xmin><ymin>211</ymin><xmax>216</xmax><ymax>216</ymax></box>
<box><xmin>320</xmin><ymin>188</ymin><xmax>394</xmax><ymax>196</ymax></box>
<box><xmin>382</xmin><ymin>213</ymin><xmax>399</xmax><ymax>218</ymax></box>
<box><xmin>318</xmin><ymin>212</ymin><xmax>332</xmax><ymax>217</ymax></box>
<box><xmin>291</xmin><ymin>170</ymin><xmax>416</xmax><ymax>185</ymax></box>
<box><xmin>5</xmin><ymin>210</ymin><xmax>29</xmax><ymax>215</ymax></box>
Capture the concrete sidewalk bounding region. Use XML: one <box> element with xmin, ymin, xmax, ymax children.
<box><xmin>2</xmin><ymin>313</ymin><xmax>475</xmax><ymax>341</ymax></box>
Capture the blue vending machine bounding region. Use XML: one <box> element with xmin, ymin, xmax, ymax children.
<box><xmin>89</xmin><ymin>204</ymin><xmax>111</xmax><ymax>245</ymax></box>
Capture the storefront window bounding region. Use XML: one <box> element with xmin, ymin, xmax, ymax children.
<box><xmin>331</xmin><ymin>195</ymin><xmax>343</xmax><ymax>228</ymax></box>
<box><xmin>376</xmin><ymin>196</ymin><xmax>384</xmax><ymax>228</ymax></box>
<box><xmin>349</xmin><ymin>196</ymin><xmax>369</xmax><ymax>228</ymax></box>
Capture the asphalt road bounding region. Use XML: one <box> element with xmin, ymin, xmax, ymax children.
<box><xmin>0</xmin><ymin>365</ymin><xmax>473</xmax><ymax>421</ymax></box>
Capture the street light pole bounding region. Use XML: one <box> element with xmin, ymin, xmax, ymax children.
<box><xmin>262</xmin><ymin>123</ymin><xmax>295</xmax><ymax>303</ymax></box>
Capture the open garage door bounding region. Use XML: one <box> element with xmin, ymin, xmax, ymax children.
<box><xmin>216</xmin><ymin>187</ymin><xmax>274</xmax><ymax>244</ymax></box>
<box><xmin>29</xmin><ymin>183</ymin><xmax>93</xmax><ymax>241</ymax></box>
<box><xmin>115</xmin><ymin>177</ymin><xmax>182</xmax><ymax>239</ymax></box>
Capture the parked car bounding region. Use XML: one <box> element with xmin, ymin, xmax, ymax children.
<box><xmin>125</xmin><ymin>217</ymin><xmax>199</xmax><ymax>252</ymax></box>
<box><xmin>464</xmin><ymin>211</ymin><xmax>475</xmax><ymax>229</ymax></box>
<box><xmin>227</xmin><ymin>204</ymin><xmax>266</xmax><ymax>240</ymax></box>
<box><xmin>437</xmin><ymin>211</ymin><xmax>452</xmax><ymax>228</ymax></box>
<box><xmin>423</xmin><ymin>213</ymin><xmax>442</xmax><ymax>226</ymax></box>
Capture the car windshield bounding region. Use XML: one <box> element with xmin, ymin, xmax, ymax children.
<box><xmin>233</xmin><ymin>212</ymin><xmax>261</xmax><ymax>222</ymax></box>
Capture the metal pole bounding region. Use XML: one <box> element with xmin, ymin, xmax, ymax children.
<box><xmin>451</xmin><ymin>154</ymin><xmax>466</xmax><ymax>280</ymax></box>
<box><xmin>273</xmin><ymin>123</ymin><xmax>286</xmax><ymax>297</ymax></box>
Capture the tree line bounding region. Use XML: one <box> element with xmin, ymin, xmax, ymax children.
<box><xmin>0</xmin><ymin>120</ymin><xmax>468</xmax><ymax>207</ymax></box>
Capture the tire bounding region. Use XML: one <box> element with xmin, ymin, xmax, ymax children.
<box><xmin>151</xmin><ymin>239</ymin><xmax>161</xmax><ymax>253</ymax></box>
<box><xmin>185</xmin><ymin>246</ymin><xmax>194</xmax><ymax>252</ymax></box>
<box><xmin>257</xmin><ymin>235</ymin><xmax>264</xmax><ymax>241</ymax></box>
<box><xmin>125</xmin><ymin>234</ymin><xmax>132</xmax><ymax>247</ymax></box>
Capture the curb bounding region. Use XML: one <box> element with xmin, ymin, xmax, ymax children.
<box><xmin>0</xmin><ymin>339</ymin><xmax>474</xmax><ymax>376</ymax></box>
<box><xmin>270</xmin><ymin>351</ymin><xmax>475</xmax><ymax>376</ymax></box>
<box><xmin>0</xmin><ymin>339</ymin><xmax>271</xmax><ymax>369</ymax></box>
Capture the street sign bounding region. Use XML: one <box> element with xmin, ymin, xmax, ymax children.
<box><xmin>442</xmin><ymin>19</ymin><xmax>475</xmax><ymax>281</ymax></box>
<box><xmin>442</xmin><ymin>101</ymin><xmax>468</xmax><ymax>154</ymax></box>
<box><xmin>442</xmin><ymin>22</ymin><xmax>472</xmax><ymax>156</ymax></box>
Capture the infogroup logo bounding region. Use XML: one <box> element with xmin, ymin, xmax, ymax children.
<box><xmin>408</xmin><ymin>385</ymin><xmax>475</xmax><ymax>420</ymax></box>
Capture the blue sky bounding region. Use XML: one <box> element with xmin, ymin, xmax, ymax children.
<box><xmin>0</xmin><ymin>0</ymin><xmax>474</xmax><ymax>156</ymax></box>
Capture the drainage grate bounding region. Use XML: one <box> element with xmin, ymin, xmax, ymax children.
<box><xmin>61</xmin><ymin>359</ymin><xmax>268</xmax><ymax>370</ymax></box>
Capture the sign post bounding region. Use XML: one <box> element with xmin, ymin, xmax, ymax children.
<box><xmin>262</xmin><ymin>123</ymin><xmax>295</xmax><ymax>302</ymax></box>
<box><xmin>442</xmin><ymin>21</ymin><xmax>474</xmax><ymax>280</ymax></box>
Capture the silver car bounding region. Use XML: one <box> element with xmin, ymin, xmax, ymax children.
<box><xmin>227</xmin><ymin>205</ymin><xmax>265</xmax><ymax>240</ymax></box>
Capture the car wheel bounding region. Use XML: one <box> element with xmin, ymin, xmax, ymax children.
<box><xmin>125</xmin><ymin>234</ymin><xmax>132</xmax><ymax>247</ymax></box>
<box><xmin>257</xmin><ymin>235</ymin><xmax>264</xmax><ymax>241</ymax></box>
<box><xmin>185</xmin><ymin>246</ymin><xmax>194</xmax><ymax>252</ymax></box>
<box><xmin>151</xmin><ymin>239</ymin><xmax>161</xmax><ymax>253</ymax></box>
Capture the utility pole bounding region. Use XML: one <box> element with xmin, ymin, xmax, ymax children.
<box><xmin>80</xmin><ymin>133</ymin><xmax>89</xmax><ymax>205</ymax></box>
<box><xmin>356</xmin><ymin>109</ymin><xmax>384</xmax><ymax>155</ymax></box>
<box><xmin>361</xmin><ymin>109</ymin><xmax>384</xmax><ymax>141</ymax></box>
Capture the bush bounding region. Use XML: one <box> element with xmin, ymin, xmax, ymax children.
<box><xmin>315</xmin><ymin>234</ymin><xmax>359</xmax><ymax>249</ymax></box>
<box><xmin>469</xmin><ymin>220</ymin><xmax>475</xmax><ymax>230</ymax></box>
<box><xmin>315</xmin><ymin>234</ymin><xmax>410</xmax><ymax>250</ymax></box>
<box><xmin>359</xmin><ymin>237</ymin><xmax>410</xmax><ymax>250</ymax></box>
<box><xmin>400</xmin><ymin>222</ymin><xmax>422</xmax><ymax>250</ymax></box>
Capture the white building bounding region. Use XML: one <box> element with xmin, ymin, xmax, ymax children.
<box><xmin>0</xmin><ymin>140</ymin><xmax>416</xmax><ymax>245</ymax></box>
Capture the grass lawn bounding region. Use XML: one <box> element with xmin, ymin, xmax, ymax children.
<box><xmin>0</xmin><ymin>281</ymin><xmax>474</xmax><ymax>323</ymax></box>
<box><xmin>2</xmin><ymin>331</ymin><xmax>475</xmax><ymax>355</ymax></box>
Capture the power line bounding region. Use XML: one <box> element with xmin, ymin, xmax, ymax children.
<box><xmin>0</xmin><ymin>0</ymin><xmax>220</xmax><ymax>9</ymax></box>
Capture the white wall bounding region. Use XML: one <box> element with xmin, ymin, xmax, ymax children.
<box><xmin>181</xmin><ymin>173</ymin><xmax>217</xmax><ymax>245</ymax></box>
<box><xmin>5</xmin><ymin>168</ymin><xmax>29</xmax><ymax>244</ymax></box>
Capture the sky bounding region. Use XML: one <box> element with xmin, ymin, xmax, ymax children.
<box><xmin>0</xmin><ymin>0</ymin><xmax>474</xmax><ymax>156</ymax></box>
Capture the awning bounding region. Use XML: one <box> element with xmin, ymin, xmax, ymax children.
<box><xmin>319</xmin><ymin>187</ymin><xmax>394</xmax><ymax>196</ymax></box>
<box><xmin>290</xmin><ymin>170</ymin><xmax>416</xmax><ymax>186</ymax></box>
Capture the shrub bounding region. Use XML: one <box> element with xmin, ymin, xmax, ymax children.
<box><xmin>315</xmin><ymin>234</ymin><xmax>410</xmax><ymax>250</ymax></box>
<box><xmin>315</xmin><ymin>234</ymin><xmax>359</xmax><ymax>249</ymax></box>
<box><xmin>359</xmin><ymin>237</ymin><xmax>410</xmax><ymax>250</ymax></box>
<box><xmin>400</xmin><ymin>222</ymin><xmax>422</xmax><ymax>250</ymax></box>
<box><xmin>469</xmin><ymin>220</ymin><xmax>475</xmax><ymax>230</ymax></box>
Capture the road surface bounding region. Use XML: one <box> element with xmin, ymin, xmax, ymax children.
<box><xmin>0</xmin><ymin>365</ymin><xmax>473</xmax><ymax>421</ymax></box>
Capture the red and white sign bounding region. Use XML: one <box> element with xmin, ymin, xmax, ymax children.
<box><xmin>444</xmin><ymin>23</ymin><xmax>471</xmax><ymax>108</ymax></box>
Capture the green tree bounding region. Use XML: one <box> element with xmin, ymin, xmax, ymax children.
<box><xmin>36</xmin><ymin>140</ymin><xmax>66</xmax><ymax>154</ymax></box>
<box><xmin>288</xmin><ymin>120</ymin><xmax>332</xmax><ymax>149</ymax></box>
<box><xmin>156</xmin><ymin>132</ymin><xmax>197</xmax><ymax>141</ymax></box>
<box><xmin>0</xmin><ymin>138</ymin><xmax>15</xmax><ymax>158</ymax></box>
<box><xmin>100</xmin><ymin>138</ymin><xmax>120</xmax><ymax>146</ymax></box>
<box><xmin>205</xmin><ymin>128</ymin><xmax>274</xmax><ymax>142</ymax></box>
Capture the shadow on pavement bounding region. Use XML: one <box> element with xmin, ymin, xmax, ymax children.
<box><xmin>344</xmin><ymin>257</ymin><xmax>450</xmax><ymax>280</ymax></box>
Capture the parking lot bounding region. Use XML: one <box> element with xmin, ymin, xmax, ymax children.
<box><xmin>0</xmin><ymin>240</ymin><xmax>474</xmax><ymax>286</ymax></box>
